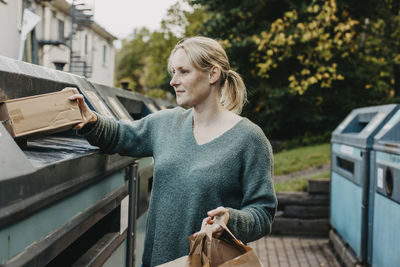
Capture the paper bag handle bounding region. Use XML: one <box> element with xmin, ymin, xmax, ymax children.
<box><xmin>188</xmin><ymin>221</ymin><xmax>213</xmax><ymax>255</ymax></box>
<box><xmin>212</xmin><ymin>215</ymin><xmax>247</xmax><ymax>248</ymax></box>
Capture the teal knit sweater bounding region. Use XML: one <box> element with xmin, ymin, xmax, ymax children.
<box><xmin>81</xmin><ymin>107</ymin><xmax>277</xmax><ymax>267</ymax></box>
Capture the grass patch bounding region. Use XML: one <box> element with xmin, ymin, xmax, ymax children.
<box><xmin>274</xmin><ymin>178</ymin><xmax>308</xmax><ymax>192</ymax></box>
<box><xmin>274</xmin><ymin>143</ymin><xmax>330</xmax><ymax>176</ymax></box>
<box><xmin>274</xmin><ymin>171</ymin><xmax>330</xmax><ymax>193</ymax></box>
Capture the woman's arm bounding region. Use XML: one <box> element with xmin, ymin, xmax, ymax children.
<box><xmin>226</xmin><ymin>129</ymin><xmax>277</xmax><ymax>243</ymax></box>
<box><xmin>68</xmin><ymin>89</ymin><xmax>154</xmax><ymax>157</ymax></box>
<box><xmin>78</xmin><ymin>114</ymin><xmax>154</xmax><ymax>157</ymax></box>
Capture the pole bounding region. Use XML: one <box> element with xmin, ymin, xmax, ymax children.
<box><xmin>69</xmin><ymin>1</ymin><xmax>74</xmax><ymax>72</ymax></box>
<box><xmin>126</xmin><ymin>163</ymin><xmax>138</xmax><ymax>267</ymax></box>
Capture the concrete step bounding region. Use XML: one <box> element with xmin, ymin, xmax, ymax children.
<box><xmin>277</xmin><ymin>192</ymin><xmax>330</xmax><ymax>208</ymax></box>
<box><xmin>283</xmin><ymin>205</ymin><xmax>329</xmax><ymax>219</ymax></box>
<box><xmin>307</xmin><ymin>179</ymin><xmax>330</xmax><ymax>194</ymax></box>
<box><xmin>271</xmin><ymin>217</ymin><xmax>330</xmax><ymax>237</ymax></box>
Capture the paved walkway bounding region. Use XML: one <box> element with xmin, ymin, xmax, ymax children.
<box><xmin>250</xmin><ymin>163</ymin><xmax>339</xmax><ymax>266</ymax></box>
<box><xmin>250</xmin><ymin>235</ymin><xmax>342</xmax><ymax>267</ymax></box>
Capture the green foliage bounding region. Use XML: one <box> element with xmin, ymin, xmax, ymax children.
<box><xmin>278</xmin><ymin>131</ymin><xmax>331</xmax><ymax>151</ymax></box>
<box><xmin>274</xmin><ymin>142</ymin><xmax>330</xmax><ymax>193</ymax></box>
<box><xmin>115</xmin><ymin>0</ymin><xmax>208</xmax><ymax>96</ymax></box>
<box><xmin>161</xmin><ymin>0</ymin><xmax>209</xmax><ymax>37</ymax></box>
<box><xmin>186</xmin><ymin>0</ymin><xmax>398</xmax><ymax>141</ymax></box>
<box><xmin>144</xmin><ymin>31</ymin><xmax>179</xmax><ymax>90</ymax></box>
<box><xmin>115</xmin><ymin>0</ymin><xmax>400</xmax><ymax>143</ymax></box>
<box><xmin>115</xmin><ymin>28</ymin><xmax>151</xmax><ymax>92</ymax></box>
<box><xmin>253</xmin><ymin>0</ymin><xmax>358</xmax><ymax>94</ymax></box>
<box><xmin>115</xmin><ymin>28</ymin><xmax>179</xmax><ymax>94</ymax></box>
<box><xmin>274</xmin><ymin>177</ymin><xmax>308</xmax><ymax>192</ymax></box>
<box><xmin>146</xmin><ymin>88</ymin><xmax>169</xmax><ymax>99</ymax></box>
<box><xmin>274</xmin><ymin>143</ymin><xmax>330</xmax><ymax>176</ymax></box>
<box><xmin>274</xmin><ymin>171</ymin><xmax>330</xmax><ymax>192</ymax></box>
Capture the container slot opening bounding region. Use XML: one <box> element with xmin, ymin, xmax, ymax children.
<box><xmin>116</xmin><ymin>96</ymin><xmax>143</xmax><ymax>120</ymax></box>
<box><xmin>337</xmin><ymin>157</ymin><xmax>354</xmax><ymax>174</ymax></box>
<box><xmin>343</xmin><ymin>112</ymin><xmax>377</xmax><ymax>133</ymax></box>
<box><xmin>385</xmin><ymin>168</ymin><xmax>394</xmax><ymax>197</ymax></box>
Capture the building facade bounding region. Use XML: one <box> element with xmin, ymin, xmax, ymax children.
<box><xmin>0</xmin><ymin>0</ymin><xmax>23</xmax><ymax>60</ymax></box>
<box><xmin>0</xmin><ymin>0</ymin><xmax>116</xmax><ymax>86</ymax></box>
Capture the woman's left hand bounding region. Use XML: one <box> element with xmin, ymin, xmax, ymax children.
<box><xmin>194</xmin><ymin>206</ymin><xmax>229</xmax><ymax>238</ymax></box>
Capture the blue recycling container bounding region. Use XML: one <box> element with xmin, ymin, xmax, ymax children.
<box><xmin>369</xmin><ymin>109</ymin><xmax>400</xmax><ymax>266</ymax></box>
<box><xmin>330</xmin><ymin>104</ymin><xmax>399</xmax><ymax>263</ymax></box>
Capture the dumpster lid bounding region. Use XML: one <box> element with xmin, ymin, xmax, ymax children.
<box><xmin>331</xmin><ymin>104</ymin><xmax>399</xmax><ymax>148</ymax></box>
<box><xmin>91</xmin><ymin>82</ymin><xmax>158</xmax><ymax>120</ymax></box>
<box><xmin>80</xmin><ymin>87</ymin><xmax>115</xmax><ymax>119</ymax></box>
<box><xmin>91</xmin><ymin>83</ymin><xmax>140</xmax><ymax>121</ymax></box>
<box><xmin>373</xmin><ymin>109</ymin><xmax>400</xmax><ymax>154</ymax></box>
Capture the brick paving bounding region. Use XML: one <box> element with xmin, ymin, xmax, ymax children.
<box><xmin>250</xmin><ymin>236</ymin><xmax>343</xmax><ymax>267</ymax></box>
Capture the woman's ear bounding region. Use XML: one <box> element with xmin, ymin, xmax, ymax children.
<box><xmin>209</xmin><ymin>66</ymin><xmax>221</xmax><ymax>85</ymax></box>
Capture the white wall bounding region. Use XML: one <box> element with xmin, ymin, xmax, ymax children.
<box><xmin>0</xmin><ymin>0</ymin><xmax>23</xmax><ymax>59</ymax></box>
<box><xmin>36</xmin><ymin>2</ymin><xmax>115</xmax><ymax>85</ymax></box>
<box><xmin>0</xmin><ymin>0</ymin><xmax>115</xmax><ymax>86</ymax></box>
<box><xmin>36</xmin><ymin>4</ymin><xmax>70</xmax><ymax>69</ymax></box>
<box><xmin>90</xmin><ymin>35</ymin><xmax>115</xmax><ymax>86</ymax></box>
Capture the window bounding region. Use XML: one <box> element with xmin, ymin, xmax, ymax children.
<box><xmin>58</xmin><ymin>19</ymin><xmax>64</xmax><ymax>40</ymax></box>
<box><xmin>103</xmin><ymin>45</ymin><xmax>107</xmax><ymax>65</ymax></box>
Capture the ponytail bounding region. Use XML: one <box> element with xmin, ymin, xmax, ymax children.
<box><xmin>220</xmin><ymin>70</ymin><xmax>247</xmax><ymax>114</ymax></box>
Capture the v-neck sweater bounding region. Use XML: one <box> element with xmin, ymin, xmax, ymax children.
<box><xmin>80</xmin><ymin>107</ymin><xmax>277</xmax><ymax>267</ymax></box>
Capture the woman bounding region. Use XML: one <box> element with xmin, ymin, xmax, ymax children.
<box><xmin>70</xmin><ymin>36</ymin><xmax>277</xmax><ymax>267</ymax></box>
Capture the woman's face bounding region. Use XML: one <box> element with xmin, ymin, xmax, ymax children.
<box><xmin>169</xmin><ymin>48</ymin><xmax>212</xmax><ymax>107</ymax></box>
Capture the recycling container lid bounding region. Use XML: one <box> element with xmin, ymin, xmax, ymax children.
<box><xmin>331</xmin><ymin>104</ymin><xmax>399</xmax><ymax>149</ymax></box>
<box><xmin>373</xmin><ymin>108</ymin><xmax>400</xmax><ymax>154</ymax></box>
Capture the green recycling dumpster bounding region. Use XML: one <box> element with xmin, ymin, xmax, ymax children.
<box><xmin>330</xmin><ymin>104</ymin><xmax>399</xmax><ymax>264</ymax></box>
<box><xmin>0</xmin><ymin>55</ymin><xmax>139</xmax><ymax>266</ymax></box>
<box><xmin>369</xmin><ymin>109</ymin><xmax>400</xmax><ymax>266</ymax></box>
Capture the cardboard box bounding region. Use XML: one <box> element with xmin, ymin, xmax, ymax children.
<box><xmin>0</xmin><ymin>89</ymin><xmax>82</xmax><ymax>138</ymax></box>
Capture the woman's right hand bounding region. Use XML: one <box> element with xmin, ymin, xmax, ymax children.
<box><xmin>193</xmin><ymin>207</ymin><xmax>229</xmax><ymax>238</ymax></box>
<box><xmin>63</xmin><ymin>87</ymin><xmax>97</xmax><ymax>130</ymax></box>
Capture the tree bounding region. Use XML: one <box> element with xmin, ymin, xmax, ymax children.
<box><xmin>351</xmin><ymin>0</ymin><xmax>400</xmax><ymax>97</ymax></box>
<box><xmin>115</xmin><ymin>28</ymin><xmax>151</xmax><ymax>92</ymax></box>
<box><xmin>188</xmin><ymin>0</ymin><xmax>395</xmax><ymax>141</ymax></box>
<box><xmin>253</xmin><ymin>0</ymin><xmax>358</xmax><ymax>95</ymax></box>
<box><xmin>115</xmin><ymin>0</ymin><xmax>206</xmax><ymax>94</ymax></box>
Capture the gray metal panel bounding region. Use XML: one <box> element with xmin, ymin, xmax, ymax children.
<box><xmin>0</xmin><ymin>124</ymin><xmax>34</xmax><ymax>180</ymax></box>
<box><xmin>373</xmin><ymin>109</ymin><xmax>400</xmax><ymax>154</ymax></box>
<box><xmin>153</xmin><ymin>98</ymin><xmax>177</xmax><ymax>109</ymax></box>
<box><xmin>369</xmin><ymin>151</ymin><xmax>400</xmax><ymax>266</ymax></box>
<box><xmin>94</xmin><ymin>83</ymin><xmax>159</xmax><ymax>115</ymax></box>
<box><xmin>331</xmin><ymin>147</ymin><xmax>366</xmax><ymax>186</ymax></box>
<box><xmin>374</xmin><ymin>155</ymin><xmax>400</xmax><ymax>204</ymax></box>
<box><xmin>0</xmin><ymin>138</ymin><xmax>135</xmax><ymax>228</ymax></box>
<box><xmin>0</xmin><ymin>55</ymin><xmax>79</xmax><ymax>100</ymax></box>
<box><xmin>0</xmin><ymin>56</ymin><xmax>136</xmax><ymax>229</ymax></box>
<box><xmin>0</xmin><ymin>56</ymin><xmax>152</xmax><ymax>267</ymax></box>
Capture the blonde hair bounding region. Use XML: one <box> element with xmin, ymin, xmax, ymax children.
<box><xmin>168</xmin><ymin>36</ymin><xmax>247</xmax><ymax>114</ymax></box>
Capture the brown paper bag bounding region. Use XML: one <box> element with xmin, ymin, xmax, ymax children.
<box><xmin>156</xmin><ymin>217</ymin><xmax>264</xmax><ymax>267</ymax></box>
